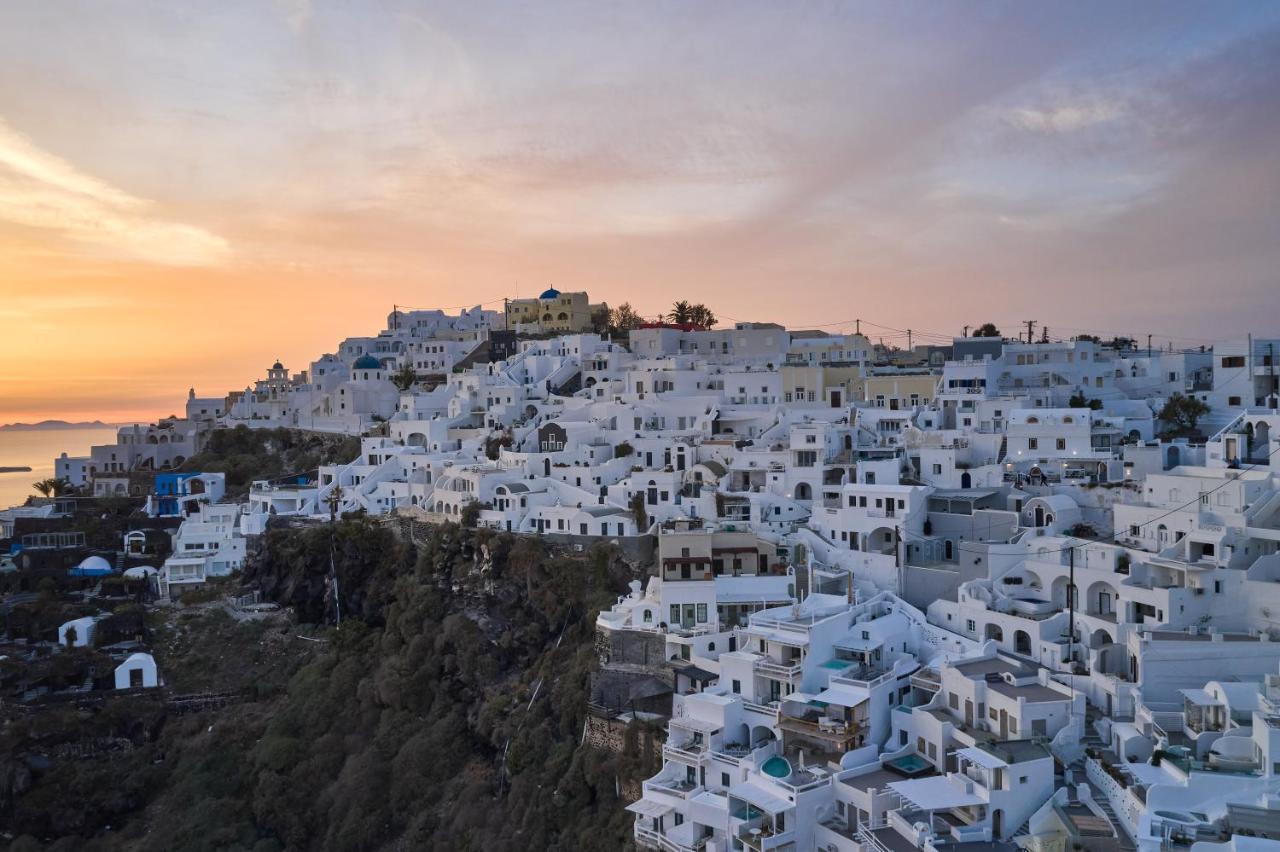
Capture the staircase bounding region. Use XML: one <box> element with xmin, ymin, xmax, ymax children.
<box><xmin>452</xmin><ymin>338</ymin><xmax>492</xmax><ymax>372</ymax></box>
<box><xmin>1085</xmin><ymin>785</ymin><xmax>1136</xmax><ymax>851</ymax></box>
<box><xmin>1068</xmin><ymin>716</ymin><xmax>1137</xmax><ymax>852</ymax></box>
<box><xmin>552</xmin><ymin>369</ymin><xmax>582</xmax><ymax>396</ymax></box>
<box><xmin>997</xmin><ymin>435</ymin><xmax>1008</xmax><ymax>463</ymax></box>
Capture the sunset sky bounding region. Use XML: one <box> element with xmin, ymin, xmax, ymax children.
<box><xmin>1</xmin><ymin>1</ymin><xmax>1279</xmax><ymax>423</ymax></box>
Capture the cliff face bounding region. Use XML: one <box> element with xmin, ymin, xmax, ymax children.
<box><xmin>3</xmin><ymin>520</ymin><xmax>659</xmax><ymax>852</ymax></box>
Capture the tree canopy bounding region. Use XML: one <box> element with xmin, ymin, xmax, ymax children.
<box><xmin>1158</xmin><ymin>393</ymin><xmax>1211</xmax><ymax>437</ymax></box>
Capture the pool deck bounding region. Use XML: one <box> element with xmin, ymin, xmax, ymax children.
<box><xmin>839</xmin><ymin>765</ymin><xmax>937</xmax><ymax>793</ymax></box>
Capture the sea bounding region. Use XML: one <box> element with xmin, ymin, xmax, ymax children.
<box><xmin>0</xmin><ymin>426</ymin><xmax>123</xmax><ymax>510</ymax></box>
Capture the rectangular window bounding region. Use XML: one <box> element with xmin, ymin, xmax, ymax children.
<box><xmin>670</xmin><ymin>605</ymin><xmax>680</xmax><ymax>624</ymax></box>
<box><xmin>1028</xmin><ymin>438</ymin><xmax>1038</xmax><ymax>450</ymax></box>
<box><xmin>696</xmin><ymin>603</ymin><xmax>708</xmax><ymax>622</ymax></box>
<box><xmin>1056</xmin><ymin>438</ymin><xmax>1066</xmax><ymax>450</ymax></box>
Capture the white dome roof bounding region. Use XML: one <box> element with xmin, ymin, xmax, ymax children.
<box><xmin>77</xmin><ymin>555</ymin><xmax>112</xmax><ymax>572</ymax></box>
<box><xmin>123</xmin><ymin>566</ymin><xmax>157</xmax><ymax>578</ymax></box>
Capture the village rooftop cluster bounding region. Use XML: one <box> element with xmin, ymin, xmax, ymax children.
<box><xmin>5</xmin><ymin>288</ymin><xmax>1280</xmax><ymax>851</ymax></box>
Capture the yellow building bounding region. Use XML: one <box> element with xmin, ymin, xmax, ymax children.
<box><xmin>506</xmin><ymin>288</ymin><xmax>607</xmax><ymax>333</ymax></box>
<box><xmin>862</xmin><ymin>372</ymin><xmax>938</xmax><ymax>410</ymax></box>
<box><xmin>781</xmin><ymin>364</ymin><xmax>864</xmax><ymax>408</ymax></box>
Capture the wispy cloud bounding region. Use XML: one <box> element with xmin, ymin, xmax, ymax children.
<box><xmin>1008</xmin><ymin>97</ymin><xmax>1125</xmax><ymax>134</ymax></box>
<box><xmin>0</xmin><ymin>118</ymin><xmax>229</xmax><ymax>266</ymax></box>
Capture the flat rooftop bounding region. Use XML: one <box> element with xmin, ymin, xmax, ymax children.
<box><xmin>986</xmin><ymin>680</ymin><xmax>1070</xmax><ymax>703</ymax></box>
<box><xmin>978</xmin><ymin>739</ymin><xmax>1052</xmax><ymax>765</ymax></box>
<box><xmin>951</xmin><ymin>656</ymin><xmax>1039</xmax><ymax>679</ymax></box>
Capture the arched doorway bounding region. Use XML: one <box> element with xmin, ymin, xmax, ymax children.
<box><xmin>1034</xmin><ymin>505</ymin><xmax>1045</xmax><ymax>527</ymax></box>
<box><xmin>543</xmin><ymin>458</ymin><xmax>551</xmax><ymax>476</ymax></box>
<box><xmin>992</xmin><ymin>809</ymin><xmax>1003</xmax><ymax>839</ymax></box>
<box><xmin>960</xmin><ymin>472</ymin><xmax>972</xmax><ymax>489</ymax></box>
<box><xmin>1014</xmin><ymin>630</ymin><xmax>1031</xmax><ymax>655</ymax></box>
<box><xmin>795</xmin><ymin>482</ymin><xmax>812</xmax><ymax>501</ymax></box>
<box><xmin>1166</xmin><ymin>445</ymin><xmax>1180</xmax><ymax>468</ymax></box>
<box><xmin>1253</xmin><ymin>421</ymin><xmax>1271</xmax><ymax>459</ymax></box>
<box><xmin>985</xmin><ymin>624</ymin><xmax>1004</xmax><ymax>643</ymax></box>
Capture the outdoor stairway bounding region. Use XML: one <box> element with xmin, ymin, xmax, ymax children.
<box><xmin>1069</xmin><ymin>715</ymin><xmax>1137</xmax><ymax>852</ymax></box>
<box><xmin>1084</xmin><ymin>784</ymin><xmax>1137</xmax><ymax>851</ymax></box>
<box><xmin>997</xmin><ymin>435</ymin><xmax>1007</xmax><ymax>463</ymax></box>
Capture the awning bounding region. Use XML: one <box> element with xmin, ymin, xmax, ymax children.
<box><xmin>956</xmin><ymin>746</ymin><xmax>1007</xmax><ymax>770</ymax></box>
<box><xmin>628</xmin><ymin>677</ymin><xmax>673</xmax><ymax>702</ymax></box>
<box><xmin>813</xmin><ymin>683</ymin><xmax>870</xmax><ymax>707</ymax></box>
<box><xmin>888</xmin><ymin>776</ymin><xmax>985</xmax><ymax>810</ymax></box>
<box><xmin>626</xmin><ymin>799</ymin><xmax>673</xmax><ymax>818</ymax></box>
<box><xmin>729</xmin><ymin>781</ymin><xmax>794</xmax><ymax>814</ymax></box>
<box><xmin>1179</xmin><ymin>688</ymin><xmax>1219</xmax><ymax>706</ymax></box>
<box><xmin>668</xmin><ymin>661</ymin><xmax>717</xmax><ymax>682</ymax></box>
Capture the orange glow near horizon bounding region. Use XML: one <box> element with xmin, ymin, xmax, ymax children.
<box><xmin>2</xmin><ymin>3</ymin><xmax>1279</xmax><ymax>424</ymax></box>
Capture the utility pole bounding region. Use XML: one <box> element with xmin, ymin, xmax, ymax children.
<box><xmin>1148</xmin><ymin>334</ymin><xmax>1153</xmax><ymax>358</ymax></box>
<box><xmin>907</xmin><ymin>329</ymin><xmax>913</xmax><ymax>350</ymax></box>
<box><xmin>1066</xmin><ymin>545</ymin><xmax>1076</xmax><ymax>672</ymax></box>
<box><xmin>962</xmin><ymin>325</ymin><xmax>970</xmax><ymax>338</ymax></box>
<box><xmin>855</xmin><ymin>318</ymin><xmax>861</xmax><ymax>336</ymax></box>
<box><xmin>1023</xmin><ymin>320</ymin><xmax>1037</xmax><ymax>344</ymax></box>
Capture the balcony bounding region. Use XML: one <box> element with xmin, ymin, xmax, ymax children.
<box><xmin>909</xmin><ymin>669</ymin><xmax>941</xmax><ymax>692</ymax></box>
<box><xmin>754</xmin><ymin>659</ymin><xmax>803</xmax><ymax>681</ymax></box>
<box><xmin>645</xmin><ymin>777</ymin><xmax>704</xmax><ymax>799</ymax></box>
<box><xmin>779</xmin><ymin>714</ymin><xmax>861</xmax><ymax>751</ymax></box>
<box><xmin>737</xmin><ymin>820</ymin><xmax>793</xmax><ymax>852</ymax></box>
<box><xmin>634</xmin><ymin>825</ymin><xmax>709</xmax><ymax>852</ymax></box>
<box><xmin>662</xmin><ymin>740</ymin><xmax>709</xmax><ymax>763</ymax></box>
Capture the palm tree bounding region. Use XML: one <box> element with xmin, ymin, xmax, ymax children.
<box><xmin>32</xmin><ymin>478</ymin><xmax>69</xmax><ymax>498</ymax></box>
<box><xmin>666</xmin><ymin>300</ymin><xmax>694</xmax><ymax>325</ymax></box>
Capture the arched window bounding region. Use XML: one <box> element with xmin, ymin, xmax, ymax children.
<box><xmin>1026</xmin><ymin>416</ymin><xmax>1039</xmax><ymax>424</ymax></box>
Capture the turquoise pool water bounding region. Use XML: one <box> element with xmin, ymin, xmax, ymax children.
<box><xmin>820</xmin><ymin>660</ymin><xmax>850</xmax><ymax>670</ymax></box>
<box><xmin>886</xmin><ymin>754</ymin><xmax>931</xmax><ymax>776</ymax></box>
<box><xmin>761</xmin><ymin>756</ymin><xmax>792</xmax><ymax>778</ymax></box>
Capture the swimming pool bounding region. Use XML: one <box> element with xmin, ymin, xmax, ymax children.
<box><xmin>885</xmin><ymin>754</ymin><xmax>933</xmax><ymax>777</ymax></box>
<box><xmin>761</xmin><ymin>756</ymin><xmax>792</xmax><ymax>778</ymax></box>
<box><xmin>820</xmin><ymin>660</ymin><xmax>851</xmax><ymax>670</ymax></box>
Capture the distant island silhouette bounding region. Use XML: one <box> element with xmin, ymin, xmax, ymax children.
<box><xmin>0</xmin><ymin>420</ymin><xmax>112</xmax><ymax>432</ymax></box>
